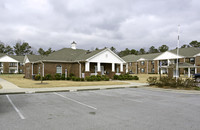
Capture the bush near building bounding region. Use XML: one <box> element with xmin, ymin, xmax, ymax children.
<box><xmin>147</xmin><ymin>76</ymin><xmax>199</xmax><ymax>89</ymax></box>
<box><xmin>113</xmin><ymin>74</ymin><xmax>139</xmax><ymax>80</ymax></box>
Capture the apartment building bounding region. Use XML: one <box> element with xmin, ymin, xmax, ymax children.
<box><xmin>122</xmin><ymin>47</ymin><xmax>200</xmax><ymax>77</ymax></box>
<box><xmin>0</xmin><ymin>54</ymin><xmax>25</xmax><ymax>74</ymax></box>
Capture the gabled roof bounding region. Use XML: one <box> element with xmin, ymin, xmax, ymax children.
<box><xmin>9</xmin><ymin>55</ymin><xmax>25</xmax><ymax>62</ymax></box>
<box><xmin>26</xmin><ymin>55</ymin><xmax>43</xmax><ymax>62</ymax></box>
<box><xmin>169</xmin><ymin>47</ymin><xmax>200</xmax><ymax>57</ymax></box>
<box><xmin>122</xmin><ymin>53</ymin><xmax>161</xmax><ymax>62</ymax></box>
<box><xmin>42</xmin><ymin>48</ymin><xmax>107</xmax><ymax>62</ymax></box>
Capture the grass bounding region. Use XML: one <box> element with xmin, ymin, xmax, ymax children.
<box><xmin>0</xmin><ymin>74</ymin><xmax>128</xmax><ymax>88</ymax></box>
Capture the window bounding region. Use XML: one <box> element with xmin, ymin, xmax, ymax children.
<box><xmin>9</xmin><ymin>62</ymin><xmax>16</xmax><ymax>67</ymax></box>
<box><xmin>141</xmin><ymin>61</ymin><xmax>145</xmax><ymax>66</ymax></box>
<box><xmin>151</xmin><ymin>61</ymin><xmax>154</xmax><ymax>65</ymax></box>
<box><xmin>190</xmin><ymin>58</ymin><xmax>195</xmax><ymax>63</ymax></box>
<box><xmin>19</xmin><ymin>63</ymin><xmax>23</xmax><ymax>66</ymax></box>
<box><xmin>129</xmin><ymin>62</ymin><xmax>132</xmax><ymax>66</ymax></box>
<box><xmin>56</xmin><ymin>65</ymin><xmax>62</xmax><ymax>74</ymax></box>
<box><xmin>141</xmin><ymin>68</ymin><xmax>145</xmax><ymax>73</ymax></box>
<box><xmin>0</xmin><ymin>62</ymin><xmax>2</xmax><ymax>67</ymax></box>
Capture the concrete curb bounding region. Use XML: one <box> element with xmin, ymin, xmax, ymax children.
<box><xmin>0</xmin><ymin>85</ymin><xmax>141</xmax><ymax>95</ymax></box>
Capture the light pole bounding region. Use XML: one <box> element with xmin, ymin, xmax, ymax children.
<box><xmin>176</xmin><ymin>25</ymin><xmax>180</xmax><ymax>81</ymax></box>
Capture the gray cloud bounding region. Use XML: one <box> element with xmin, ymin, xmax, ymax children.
<box><xmin>0</xmin><ymin>0</ymin><xmax>200</xmax><ymax>52</ymax></box>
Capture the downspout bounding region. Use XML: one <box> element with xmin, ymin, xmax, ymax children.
<box><xmin>40</xmin><ymin>61</ymin><xmax>44</xmax><ymax>84</ymax></box>
<box><xmin>78</xmin><ymin>61</ymin><xmax>81</xmax><ymax>78</ymax></box>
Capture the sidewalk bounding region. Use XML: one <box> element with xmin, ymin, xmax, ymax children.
<box><xmin>0</xmin><ymin>78</ymin><xmax>148</xmax><ymax>94</ymax></box>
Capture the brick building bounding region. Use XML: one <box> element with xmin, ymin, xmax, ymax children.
<box><xmin>24</xmin><ymin>42</ymin><xmax>126</xmax><ymax>79</ymax></box>
<box><xmin>0</xmin><ymin>54</ymin><xmax>25</xmax><ymax>74</ymax></box>
<box><xmin>122</xmin><ymin>47</ymin><xmax>200</xmax><ymax>77</ymax></box>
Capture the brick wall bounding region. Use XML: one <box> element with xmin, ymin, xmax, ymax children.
<box><xmin>3</xmin><ymin>63</ymin><xmax>9</xmax><ymax>73</ymax></box>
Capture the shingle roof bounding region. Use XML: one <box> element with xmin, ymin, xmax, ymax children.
<box><xmin>170</xmin><ymin>47</ymin><xmax>200</xmax><ymax>57</ymax></box>
<box><xmin>122</xmin><ymin>53</ymin><xmax>161</xmax><ymax>62</ymax></box>
<box><xmin>27</xmin><ymin>55</ymin><xmax>43</xmax><ymax>62</ymax></box>
<box><xmin>42</xmin><ymin>48</ymin><xmax>107</xmax><ymax>62</ymax></box>
<box><xmin>9</xmin><ymin>55</ymin><xmax>25</xmax><ymax>62</ymax></box>
<box><xmin>0</xmin><ymin>53</ymin><xmax>5</xmax><ymax>57</ymax></box>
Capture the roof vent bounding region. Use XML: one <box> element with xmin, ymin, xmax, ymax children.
<box><xmin>71</xmin><ymin>41</ymin><xmax>77</xmax><ymax>50</ymax></box>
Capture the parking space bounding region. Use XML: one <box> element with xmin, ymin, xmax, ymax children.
<box><xmin>0</xmin><ymin>88</ymin><xmax>200</xmax><ymax>130</ymax></box>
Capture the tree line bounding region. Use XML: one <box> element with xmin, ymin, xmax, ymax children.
<box><xmin>116</xmin><ymin>40</ymin><xmax>200</xmax><ymax>57</ymax></box>
<box><xmin>0</xmin><ymin>40</ymin><xmax>54</xmax><ymax>56</ymax></box>
<box><xmin>0</xmin><ymin>40</ymin><xmax>199</xmax><ymax>57</ymax></box>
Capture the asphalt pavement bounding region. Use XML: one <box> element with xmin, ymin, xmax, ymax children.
<box><xmin>0</xmin><ymin>87</ymin><xmax>200</xmax><ymax>130</ymax></box>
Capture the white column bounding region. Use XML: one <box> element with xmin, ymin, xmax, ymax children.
<box><xmin>195</xmin><ymin>68</ymin><xmax>197</xmax><ymax>74</ymax></box>
<box><xmin>188</xmin><ymin>67</ymin><xmax>191</xmax><ymax>78</ymax></box>
<box><xmin>120</xmin><ymin>63</ymin><xmax>123</xmax><ymax>72</ymax></box>
<box><xmin>32</xmin><ymin>63</ymin><xmax>33</xmax><ymax>75</ymax></box>
<box><xmin>126</xmin><ymin>63</ymin><xmax>128</xmax><ymax>73</ymax></box>
<box><xmin>85</xmin><ymin>62</ymin><xmax>90</xmax><ymax>71</ymax></box>
<box><xmin>16</xmin><ymin>62</ymin><xmax>19</xmax><ymax>73</ymax></box>
<box><xmin>167</xmin><ymin>59</ymin><xmax>170</xmax><ymax>66</ymax></box>
<box><xmin>112</xmin><ymin>63</ymin><xmax>115</xmax><ymax>72</ymax></box>
<box><xmin>97</xmin><ymin>62</ymin><xmax>101</xmax><ymax>72</ymax></box>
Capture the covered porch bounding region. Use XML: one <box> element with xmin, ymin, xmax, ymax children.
<box><xmin>83</xmin><ymin>62</ymin><xmax>125</xmax><ymax>78</ymax></box>
<box><xmin>167</xmin><ymin>62</ymin><xmax>200</xmax><ymax>78</ymax></box>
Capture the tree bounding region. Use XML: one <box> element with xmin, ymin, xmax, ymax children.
<box><xmin>158</xmin><ymin>45</ymin><xmax>169</xmax><ymax>52</ymax></box>
<box><xmin>138</xmin><ymin>48</ymin><xmax>146</xmax><ymax>55</ymax></box>
<box><xmin>38</xmin><ymin>48</ymin><xmax>45</xmax><ymax>55</ymax></box>
<box><xmin>189</xmin><ymin>41</ymin><xmax>200</xmax><ymax>48</ymax></box>
<box><xmin>0</xmin><ymin>41</ymin><xmax>13</xmax><ymax>54</ymax></box>
<box><xmin>181</xmin><ymin>44</ymin><xmax>190</xmax><ymax>48</ymax></box>
<box><xmin>130</xmin><ymin>49</ymin><xmax>138</xmax><ymax>55</ymax></box>
<box><xmin>4</xmin><ymin>45</ymin><xmax>13</xmax><ymax>54</ymax></box>
<box><xmin>148</xmin><ymin>46</ymin><xmax>159</xmax><ymax>53</ymax></box>
<box><xmin>38</xmin><ymin>47</ymin><xmax>54</xmax><ymax>56</ymax></box>
<box><xmin>118</xmin><ymin>48</ymin><xmax>131</xmax><ymax>57</ymax></box>
<box><xmin>95</xmin><ymin>48</ymin><xmax>99</xmax><ymax>50</ymax></box>
<box><xmin>0</xmin><ymin>42</ymin><xmax>5</xmax><ymax>53</ymax></box>
<box><xmin>110</xmin><ymin>46</ymin><xmax>116</xmax><ymax>53</ymax></box>
<box><xmin>13</xmin><ymin>41</ymin><xmax>33</xmax><ymax>55</ymax></box>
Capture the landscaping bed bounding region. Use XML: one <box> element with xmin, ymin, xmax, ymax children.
<box><xmin>0</xmin><ymin>74</ymin><xmax>128</xmax><ymax>88</ymax></box>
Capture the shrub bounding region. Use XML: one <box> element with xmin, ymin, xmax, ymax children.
<box><xmin>44</xmin><ymin>74</ymin><xmax>52</xmax><ymax>80</ymax></box>
<box><xmin>113</xmin><ymin>74</ymin><xmax>138</xmax><ymax>80</ymax></box>
<box><xmin>113</xmin><ymin>75</ymin><xmax>119</xmax><ymax>80</ymax></box>
<box><xmin>61</xmin><ymin>74</ymin><xmax>65</xmax><ymax>80</ymax></box>
<box><xmin>66</xmin><ymin>77</ymin><xmax>71</xmax><ymax>80</ymax></box>
<box><xmin>54</xmin><ymin>74</ymin><xmax>61</xmax><ymax>80</ymax></box>
<box><xmin>35</xmin><ymin>75</ymin><xmax>41</xmax><ymax>80</ymax></box>
<box><xmin>147</xmin><ymin>77</ymin><xmax>157</xmax><ymax>85</ymax></box>
<box><xmin>69</xmin><ymin>73</ymin><xmax>75</xmax><ymax>77</ymax></box>
<box><xmin>148</xmin><ymin>76</ymin><xmax>197</xmax><ymax>89</ymax></box>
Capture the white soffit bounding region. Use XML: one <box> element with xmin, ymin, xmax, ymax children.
<box><xmin>137</xmin><ymin>58</ymin><xmax>146</xmax><ymax>61</ymax></box>
<box><xmin>154</xmin><ymin>51</ymin><xmax>183</xmax><ymax>60</ymax></box>
<box><xmin>87</xmin><ymin>49</ymin><xmax>126</xmax><ymax>63</ymax></box>
<box><xmin>0</xmin><ymin>55</ymin><xmax>18</xmax><ymax>62</ymax></box>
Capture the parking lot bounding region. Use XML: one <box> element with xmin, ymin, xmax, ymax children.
<box><xmin>0</xmin><ymin>87</ymin><xmax>200</xmax><ymax>130</ymax></box>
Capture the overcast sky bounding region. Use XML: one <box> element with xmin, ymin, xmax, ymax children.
<box><xmin>0</xmin><ymin>0</ymin><xmax>200</xmax><ymax>52</ymax></box>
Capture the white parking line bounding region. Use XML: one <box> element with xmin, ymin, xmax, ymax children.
<box><xmin>6</xmin><ymin>95</ymin><xmax>25</xmax><ymax>120</ymax></box>
<box><xmin>54</xmin><ymin>92</ymin><xmax>97</xmax><ymax>110</ymax></box>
